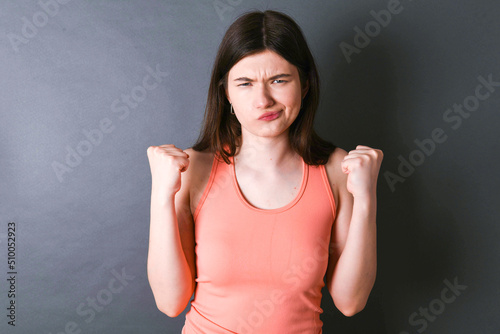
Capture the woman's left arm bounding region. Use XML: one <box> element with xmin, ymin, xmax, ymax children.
<box><xmin>325</xmin><ymin>145</ymin><xmax>383</xmax><ymax>317</ymax></box>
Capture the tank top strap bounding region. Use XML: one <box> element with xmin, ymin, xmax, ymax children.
<box><xmin>318</xmin><ymin>163</ymin><xmax>336</xmax><ymax>218</ymax></box>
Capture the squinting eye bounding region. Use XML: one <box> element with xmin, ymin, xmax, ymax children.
<box><xmin>238</xmin><ymin>83</ymin><xmax>251</xmax><ymax>87</ymax></box>
<box><xmin>273</xmin><ymin>79</ymin><xmax>287</xmax><ymax>84</ymax></box>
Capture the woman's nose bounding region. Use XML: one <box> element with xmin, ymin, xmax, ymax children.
<box><xmin>253</xmin><ymin>86</ymin><xmax>274</xmax><ymax>109</ymax></box>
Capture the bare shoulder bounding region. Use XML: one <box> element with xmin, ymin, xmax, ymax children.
<box><xmin>325</xmin><ymin>147</ymin><xmax>348</xmax><ymax>168</ymax></box>
<box><xmin>182</xmin><ymin>148</ymin><xmax>215</xmax><ymax>213</ymax></box>
<box><xmin>325</xmin><ymin>147</ymin><xmax>349</xmax><ymax>185</ymax></box>
<box><xmin>184</xmin><ymin>148</ymin><xmax>214</xmax><ymax>170</ymax></box>
<box><xmin>324</xmin><ymin>147</ymin><xmax>350</xmax><ymax>212</ymax></box>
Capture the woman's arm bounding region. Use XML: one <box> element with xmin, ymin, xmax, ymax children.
<box><xmin>146</xmin><ymin>145</ymin><xmax>196</xmax><ymax>317</ymax></box>
<box><xmin>325</xmin><ymin>145</ymin><xmax>383</xmax><ymax>316</ymax></box>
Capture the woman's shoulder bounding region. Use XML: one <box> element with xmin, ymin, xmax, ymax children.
<box><xmin>323</xmin><ymin>147</ymin><xmax>349</xmax><ymax>207</ymax></box>
<box><xmin>184</xmin><ymin>148</ymin><xmax>215</xmax><ymax>166</ymax></box>
<box><xmin>182</xmin><ymin>148</ymin><xmax>216</xmax><ymax>212</ymax></box>
<box><xmin>325</xmin><ymin>146</ymin><xmax>348</xmax><ymax>172</ymax></box>
<box><xmin>182</xmin><ymin>148</ymin><xmax>215</xmax><ymax>181</ymax></box>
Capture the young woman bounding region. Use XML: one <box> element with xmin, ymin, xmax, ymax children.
<box><xmin>147</xmin><ymin>10</ymin><xmax>383</xmax><ymax>333</ymax></box>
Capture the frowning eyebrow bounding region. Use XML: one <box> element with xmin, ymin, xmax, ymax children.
<box><xmin>233</xmin><ymin>73</ymin><xmax>292</xmax><ymax>82</ymax></box>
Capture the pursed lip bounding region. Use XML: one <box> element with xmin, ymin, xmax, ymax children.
<box><xmin>258</xmin><ymin>110</ymin><xmax>281</xmax><ymax>120</ymax></box>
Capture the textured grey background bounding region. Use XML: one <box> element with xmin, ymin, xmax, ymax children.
<box><xmin>1</xmin><ymin>0</ymin><xmax>499</xmax><ymax>333</ymax></box>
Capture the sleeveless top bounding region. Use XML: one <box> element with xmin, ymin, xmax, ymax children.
<box><xmin>182</xmin><ymin>154</ymin><xmax>336</xmax><ymax>333</ymax></box>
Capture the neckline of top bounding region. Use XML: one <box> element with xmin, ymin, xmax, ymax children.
<box><xmin>228</xmin><ymin>155</ymin><xmax>309</xmax><ymax>214</ymax></box>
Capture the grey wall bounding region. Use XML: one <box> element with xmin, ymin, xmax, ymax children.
<box><xmin>1</xmin><ymin>0</ymin><xmax>499</xmax><ymax>333</ymax></box>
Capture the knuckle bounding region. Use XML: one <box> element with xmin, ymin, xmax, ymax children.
<box><xmin>164</xmin><ymin>154</ymin><xmax>175</xmax><ymax>162</ymax></box>
<box><xmin>373</xmin><ymin>149</ymin><xmax>383</xmax><ymax>159</ymax></box>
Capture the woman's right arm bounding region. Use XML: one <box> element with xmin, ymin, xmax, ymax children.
<box><xmin>146</xmin><ymin>144</ymin><xmax>196</xmax><ymax>317</ymax></box>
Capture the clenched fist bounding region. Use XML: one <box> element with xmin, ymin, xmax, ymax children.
<box><xmin>341</xmin><ymin>145</ymin><xmax>384</xmax><ymax>198</ymax></box>
<box><xmin>147</xmin><ymin>144</ymin><xmax>190</xmax><ymax>197</ymax></box>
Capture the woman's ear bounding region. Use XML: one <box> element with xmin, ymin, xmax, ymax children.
<box><xmin>225</xmin><ymin>83</ymin><xmax>231</xmax><ymax>105</ymax></box>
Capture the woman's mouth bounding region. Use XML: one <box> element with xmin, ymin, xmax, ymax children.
<box><xmin>258</xmin><ymin>110</ymin><xmax>281</xmax><ymax>121</ymax></box>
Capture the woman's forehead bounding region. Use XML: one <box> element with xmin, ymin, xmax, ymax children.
<box><xmin>228</xmin><ymin>50</ymin><xmax>298</xmax><ymax>79</ymax></box>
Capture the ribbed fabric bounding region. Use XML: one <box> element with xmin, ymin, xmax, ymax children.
<box><xmin>182</xmin><ymin>154</ymin><xmax>336</xmax><ymax>333</ymax></box>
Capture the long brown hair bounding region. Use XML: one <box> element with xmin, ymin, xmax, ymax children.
<box><xmin>192</xmin><ymin>10</ymin><xmax>336</xmax><ymax>165</ymax></box>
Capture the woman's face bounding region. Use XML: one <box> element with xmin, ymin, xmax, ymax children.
<box><xmin>226</xmin><ymin>50</ymin><xmax>308</xmax><ymax>140</ymax></box>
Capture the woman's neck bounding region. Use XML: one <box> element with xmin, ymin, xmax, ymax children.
<box><xmin>234</xmin><ymin>131</ymin><xmax>300</xmax><ymax>171</ymax></box>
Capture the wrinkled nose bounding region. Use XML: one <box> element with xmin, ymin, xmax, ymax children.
<box><xmin>253</xmin><ymin>86</ymin><xmax>274</xmax><ymax>109</ymax></box>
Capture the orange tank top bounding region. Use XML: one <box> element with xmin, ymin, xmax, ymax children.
<box><xmin>182</xmin><ymin>154</ymin><xmax>336</xmax><ymax>333</ymax></box>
